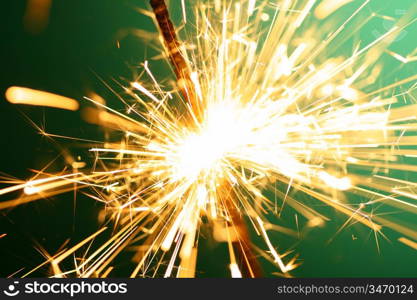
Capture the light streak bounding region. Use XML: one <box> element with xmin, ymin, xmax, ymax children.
<box><xmin>5</xmin><ymin>86</ymin><xmax>79</xmax><ymax>111</ymax></box>
<box><xmin>2</xmin><ymin>0</ymin><xmax>417</xmax><ymax>278</ymax></box>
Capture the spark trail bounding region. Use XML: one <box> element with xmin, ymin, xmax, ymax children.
<box><xmin>2</xmin><ymin>0</ymin><xmax>417</xmax><ymax>277</ymax></box>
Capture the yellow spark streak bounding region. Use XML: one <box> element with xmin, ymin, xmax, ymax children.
<box><xmin>227</xmin><ymin>225</ymin><xmax>242</xmax><ymax>278</ymax></box>
<box><xmin>164</xmin><ymin>234</ymin><xmax>182</xmax><ymax>277</ymax></box>
<box><xmin>131</xmin><ymin>82</ymin><xmax>161</xmax><ymax>103</ymax></box>
<box><xmin>0</xmin><ymin>173</ymin><xmax>81</xmax><ymax>196</ymax></box>
<box><xmin>247</xmin><ymin>0</ymin><xmax>256</xmax><ymax>16</ymax></box>
<box><xmin>229</xmin><ymin>263</ymin><xmax>243</xmax><ymax>278</ymax></box>
<box><xmin>256</xmin><ymin>217</ymin><xmax>290</xmax><ymax>273</ymax></box>
<box><xmin>53</xmin><ymin>227</ymin><xmax>108</xmax><ymax>265</ymax></box>
<box><xmin>75</xmin><ymin>220</ymin><xmax>142</xmax><ymax>277</ymax></box>
<box><xmin>181</xmin><ymin>0</ymin><xmax>187</xmax><ymax>23</ymax></box>
<box><xmin>5</xmin><ymin>86</ymin><xmax>79</xmax><ymax>111</ymax></box>
<box><xmin>398</xmin><ymin>237</ymin><xmax>417</xmax><ymax>250</ymax></box>
<box><xmin>2</xmin><ymin>0</ymin><xmax>417</xmax><ymax>278</ymax></box>
<box><xmin>294</xmin><ymin>0</ymin><xmax>316</xmax><ymax>28</ymax></box>
<box><xmin>100</xmin><ymin>267</ymin><xmax>114</xmax><ymax>278</ymax></box>
<box><xmin>178</xmin><ymin>247</ymin><xmax>197</xmax><ymax>278</ymax></box>
<box><xmin>314</xmin><ymin>0</ymin><xmax>354</xmax><ymax>19</ymax></box>
<box><xmin>83</xmin><ymin>107</ymin><xmax>148</xmax><ymax>134</ymax></box>
<box><xmin>317</xmin><ymin>171</ymin><xmax>351</xmax><ymax>191</ymax></box>
<box><xmin>51</xmin><ymin>227</ymin><xmax>107</xmax><ymax>277</ymax></box>
<box><xmin>386</xmin><ymin>50</ymin><xmax>417</xmax><ymax>64</ymax></box>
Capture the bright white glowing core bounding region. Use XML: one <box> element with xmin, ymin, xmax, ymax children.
<box><xmin>173</xmin><ymin>102</ymin><xmax>247</xmax><ymax>181</ymax></box>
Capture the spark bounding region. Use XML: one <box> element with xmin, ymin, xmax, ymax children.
<box><xmin>5</xmin><ymin>86</ymin><xmax>79</xmax><ymax>111</ymax></box>
<box><xmin>398</xmin><ymin>237</ymin><xmax>417</xmax><ymax>251</ymax></box>
<box><xmin>314</xmin><ymin>0</ymin><xmax>354</xmax><ymax>19</ymax></box>
<box><xmin>2</xmin><ymin>0</ymin><xmax>417</xmax><ymax>278</ymax></box>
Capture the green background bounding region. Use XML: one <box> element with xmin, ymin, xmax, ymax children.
<box><xmin>0</xmin><ymin>0</ymin><xmax>416</xmax><ymax>277</ymax></box>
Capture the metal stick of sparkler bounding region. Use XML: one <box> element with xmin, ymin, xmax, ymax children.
<box><xmin>149</xmin><ymin>0</ymin><xmax>201</xmax><ymax>118</ymax></box>
<box><xmin>149</xmin><ymin>0</ymin><xmax>263</xmax><ymax>277</ymax></box>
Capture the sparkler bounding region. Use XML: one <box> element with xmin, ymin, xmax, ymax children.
<box><xmin>2</xmin><ymin>0</ymin><xmax>417</xmax><ymax>278</ymax></box>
